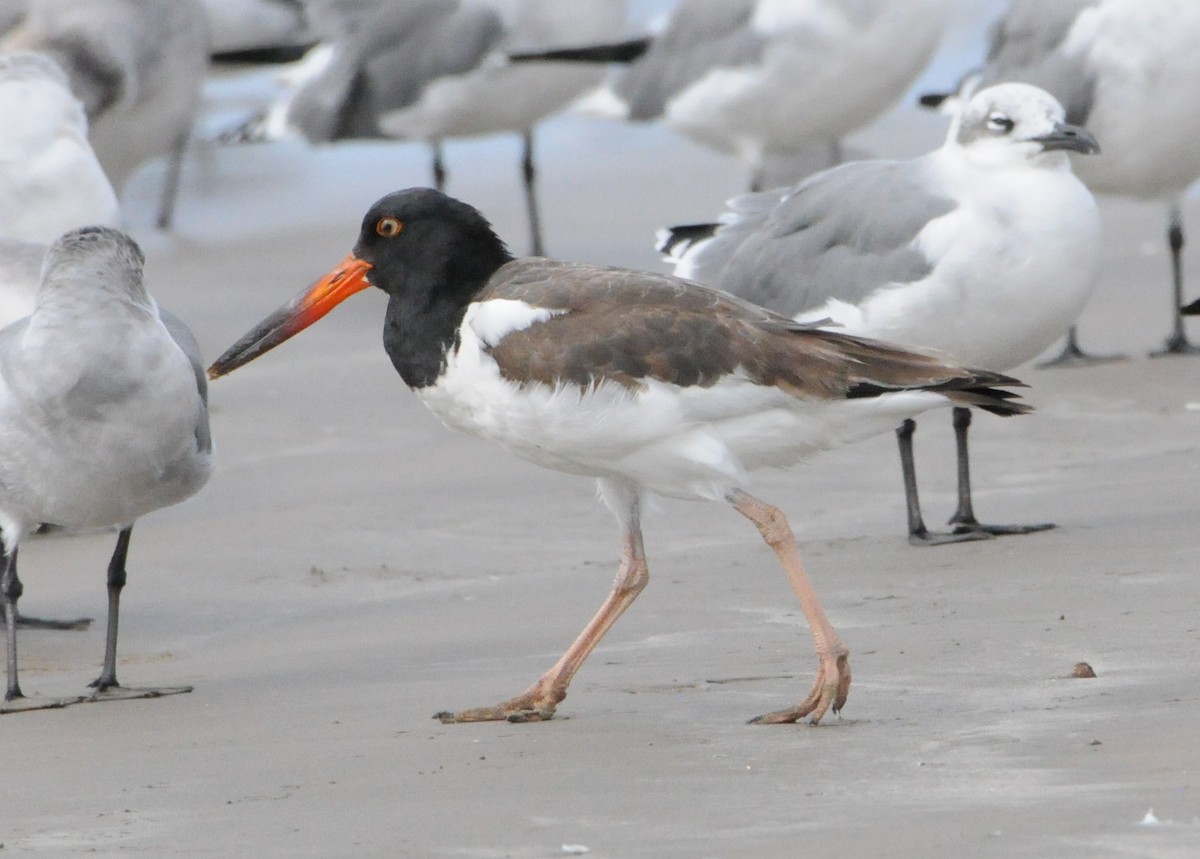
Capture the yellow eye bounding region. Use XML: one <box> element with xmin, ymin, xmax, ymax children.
<box><xmin>376</xmin><ymin>217</ymin><xmax>403</xmax><ymax>237</ymax></box>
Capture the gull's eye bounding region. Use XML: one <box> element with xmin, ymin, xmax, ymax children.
<box><xmin>376</xmin><ymin>217</ymin><xmax>403</xmax><ymax>237</ymax></box>
<box><xmin>986</xmin><ymin>112</ymin><xmax>1015</xmax><ymax>134</ymax></box>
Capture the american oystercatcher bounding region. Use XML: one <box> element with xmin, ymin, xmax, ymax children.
<box><xmin>208</xmin><ymin>187</ymin><xmax>1031</xmax><ymax>724</ymax></box>
<box><xmin>0</xmin><ymin>227</ymin><xmax>213</xmax><ymax>712</ymax></box>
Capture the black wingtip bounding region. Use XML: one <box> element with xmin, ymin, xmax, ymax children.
<box><xmin>964</xmin><ymin>386</ymin><xmax>1033</xmax><ymax>418</ymax></box>
<box><xmin>655</xmin><ymin>223</ymin><xmax>720</xmax><ymax>256</ymax></box>
<box><xmin>917</xmin><ymin>91</ymin><xmax>950</xmax><ymax>110</ymax></box>
<box><xmin>509</xmin><ymin>37</ymin><xmax>652</xmax><ymax>65</ymax></box>
<box><xmin>1182</xmin><ymin>298</ymin><xmax>1200</xmax><ymax>316</ymax></box>
<box><xmin>846</xmin><ymin>368</ymin><xmax>1031</xmax><ymax>418</ymax></box>
<box><xmin>211</xmin><ymin>43</ymin><xmax>316</xmax><ymax>65</ymax></box>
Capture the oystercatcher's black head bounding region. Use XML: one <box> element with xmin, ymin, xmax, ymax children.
<box><xmin>207</xmin><ymin>188</ymin><xmax>514</xmax><ymax>382</ymax></box>
<box><xmin>352</xmin><ymin>188</ymin><xmax>512</xmax><ymax>299</ymax></box>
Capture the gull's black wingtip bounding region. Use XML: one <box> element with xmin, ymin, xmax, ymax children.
<box><xmin>917</xmin><ymin>91</ymin><xmax>950</xmax><ymax>110</ymax></box>
<box><xmin>509</xmin><ymin>37</ymin><xmax>652</xmax><ymax>65</ymax></box>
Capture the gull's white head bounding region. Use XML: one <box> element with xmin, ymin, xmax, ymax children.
<box><xmin>950</xmin><ymin>83</ymin><xmax>1099</xmax><ymax>170</ymax></box>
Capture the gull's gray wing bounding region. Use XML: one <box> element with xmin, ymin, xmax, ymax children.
<box><xmin>160</xmin><ymin>308</ymin><xmax>205</xmax><ymax>404</ymax></box>
<box><xmin>701</xmin><ymin>158</ymin><xmax>956</xmax><ymax>317</ymax></box>
<box><xmin>615</xmin><ymin>0</ymin><xmax>761</xmax><ymax>120</ymax></box>
<box><xmin>978</xmin><ymin>0</ymin><xmax>1099</xmax><ymax>125</ymax></box>
<box><xmin>161</xmin><ymin>307</ymin><xmax>212</xmax><ymax>454</ymax></box>
<box><xmin>288</xmin><ymin>0</ymin><xmax>503</xmax><ymax>141</ymax></box>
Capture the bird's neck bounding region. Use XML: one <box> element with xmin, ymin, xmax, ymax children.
<box><xmin>381</xmin><ymin>247</ymin><xmax>514</xmax><ymax>389</ymax></box>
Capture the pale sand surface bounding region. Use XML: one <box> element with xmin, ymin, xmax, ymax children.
<box><xmin>4</xmin><ymin>37</ymin><xmax>1200</xmax><ymax>858</ymax></box>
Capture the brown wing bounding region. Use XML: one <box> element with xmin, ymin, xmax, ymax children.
<box><xmin>480</xmin><ymin>259</ymin><xmax>1028</xmax><ymax>415</ymax></box>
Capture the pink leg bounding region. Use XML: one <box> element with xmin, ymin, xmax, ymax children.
<box><xmin>730</xmin><ymin>490</ymin><xmax>850</xmax><ymax>724</ymax></box>
<box><xmin>436</xmin><ymin>515</ymin><xmax>648</xmax><ymax>723</ymax></box>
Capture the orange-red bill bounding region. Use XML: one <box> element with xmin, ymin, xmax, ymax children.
<box><xmin>207</xmin><ymin>253</ymin><xmax>374</xmax><ymax>380</ymax></box>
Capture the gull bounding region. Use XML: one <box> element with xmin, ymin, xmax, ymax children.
<box><xmin>201</xmin><ymin>0</ymin><xmax>312</xmax><ymax>61</ymax></box>
<box><xmin>0</xmin><ymin>227</ymin><xmax>213</xmax><ymax>712</ymax></box>
<box><xmin>206</xmin><ymin>186</ymin><xmax>1031</xmax><ymax>724</ymax></box>
<box><xmin>0</xmin><ymin>51</ymin><xmax>120</xmax><ymax>630</ymax></box>
<box><xmin>511</xmin><ymin>0</ymin><xmax>946</xmax><ymax>190</ymax></box>
<box><xmin>659</xmin><ymin>83</ymin><xmax>1100</xmax><ymax>545</ymax></box>
<box><xmin>921</xmin><ymin>0</ymin><xmax>1200</xmax><ymax>360</ymax></box>
<box><xmin>0</xmin><ymin>52</ymin><xmax>119</xmax><ymax>245</ymax></box>
<box><xmin>2</xmin><ymin>0</ymin><xmax>211</xmax><ymax>229</ymax></box>
<box><xmin>232</xmin><ymin>0</ymin><xmax>625</xmax><ymax>255</ymax></box>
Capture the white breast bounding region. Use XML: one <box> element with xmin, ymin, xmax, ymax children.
<box><xmin>797</xmin><ymin>154</ymin><xmax>1101</xmax><ymax>371</ymax></box>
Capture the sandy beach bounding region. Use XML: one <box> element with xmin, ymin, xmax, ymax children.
<box><xmin>4</xmin><ymin>7</ymin><xmax>1200</xmax><ymax>855</ymax></box>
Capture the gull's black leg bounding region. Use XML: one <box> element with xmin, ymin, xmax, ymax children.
<box><xmin>431</xmin><ymin>140</ymin><xmax>447</xmax><ymax>192</ymax></box>
<box><xmin>947</xmin><ymin>407</ymin><xmax>1054</xmax><ymax>537</ymax></box>
<box><xmin>90</xmin><ymin>526</ymin><xmax>132</xmax><ymax>691</ymax></box>
<box><xmin>1037</xmin><ymin>325</ymin><xmax>1124</xmax><ymax>368</ymax></box>
<box><xmin>156</xmin><ymin>128</ymin><xmax>189</xmax><ymax>229</ymax></box>
<box><xmin>3</xmin><ymin>543</ymin><xmax>24</xmax><ymax>703</ymax></box>
<box><xmin>87</xmin><ymin>525</ymin><xmax>192</xmax><ymax>703</ymax></box>
<box><xmin>898</xmin><ymin>418</ymin><xmax>992</xmax><ymax>546</ymax></box>
<box><xmin>521</xmin><ymin>129</ymin><xmax>545</xmax><ymax>257</ymax></box>
<box><xmin>0</xmin><ymin>528</ymin><xmax>91</xmax><ymax>630</ymax></box>
<box><xmin>1152</xmin><ymin>200</ymin><xmax>1200</xmax><ymax>356</ymax></box>
<box><xmin>1</xmin><ymin>542</ymin><xmax>87</xmax><ymax>713</ymax></box>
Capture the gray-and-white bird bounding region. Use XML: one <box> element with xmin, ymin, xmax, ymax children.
<box><xmin>2</xmin><ymin>0</ymin><xmax>211</xmax><ymax>229</ymax></box>
<box><xmin>0</xmin><ymin>226</ymin><xmax>213</xmax><ymax>712</ymax></box>
<box><xmin>921</xmin><ymin>0</ymin><xmax>1200</xmax><ymax>360</ymax></box>
<box><xmin>233</xmin><ymin>0</ymin><xmax>625</xmax><ymax>256</ymax></box>
<box><xmin>0</xmin><ymin>51</ymin><xmax>120</xmax><ymax>334</ymax></box>
<box><xmin>0</xmin><ymin>52</ymin><xmax>119</xmax><ymax>245</ymax></box>
<box><xmin>660</xmin><ymin>83</ymin><xmax>1101</xmax><ymax>545</ymax></box>
<box><xmin>201</xmin><ymin>0</ymin><xmax>311</xmax><ymax>59</ymax></box>
<box><xmin>0</xmin><ymin>51</ymin><xmax>128</xmax><ymax>632</ymax></box>
<box><xmin>512</xmin><ymin>0</ymin><xmax>946</xmax><ymax>191</ymax></box>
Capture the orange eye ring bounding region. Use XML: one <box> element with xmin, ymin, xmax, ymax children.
<box><xmin>376</xmin><ymin>217</ymin><xmax>403</xmax><ymax>237</ymax></box>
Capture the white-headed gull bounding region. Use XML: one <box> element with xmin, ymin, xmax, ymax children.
<box><xmin>921</xmin><ymin>0</ymin><xmax>1200</xmax><ymax>360</ymax></box>
<box><xmin>2</xmin><ymin>0</ymin><xmax>211</xmax><ymax>229</ymax></box>
<box><xmin>659</xmin><ymin>83</ymin><xmax>1100</xmax><ymax>545</ymax></box>
<box><xmin>0</xmin><ymin>52</ymin><xmax>119</xmax><ymax>246</ymax></box>
<box><xmin>0</xmin><ymin>227</ymin><xmax>212</xmax><ymax>712</ymax></box>
<box><xmin>0</xmin><ymin>49</ymin><xmax>120</xmax><ymax>376</ymax></box>
<box><xmin>230</xmin><ymin>0</ymin><xmax>625</xmax><ymax>256</ymax></box>
<box><xmin>201</xmin><ymin>0</ymin><xmax>312</xmax><ymax>60</ymax></box>
<box><xmin>206</xmin><ymin>187</ymin><xmax>1031</xmax><ymax>724</ymax></box>
<box><xmin>512</xmin><ymin>0</ymin><xmax>946</xmax><ymax>190</ymax></box>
